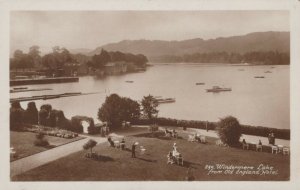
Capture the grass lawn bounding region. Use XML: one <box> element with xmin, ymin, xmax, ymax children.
<box><xmin>12</xmin><ymin>131</ymin><xmax>289</xmax><ymax>181</ymax></box>
<box><xmin>10</xmin><ymin>131</ymin><xmax>85</xmax><ymax>161</ymax></box>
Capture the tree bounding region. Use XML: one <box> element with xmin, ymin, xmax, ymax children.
<box><xmin>217</xmin><ymin>116</ymin><xmax>242</xmax><ymax>146</ymax></box>
<box><xmin>11</xmin><ymin>50</ymin><xmax>34</xmax><ymax>71</ymax></box>
<box><xmin>28</xmin><ymin>45</ymin><xmax>42</xmax><ymax>68</ymax></box>
<box><xmin>83</xmin><ymin>139</ymin><xmax>97</xmax><ymax>154</ymax></box>
<box><xmin>98</xmin><ymin>94</ymin><xmax>141</xmax><ymax>130</ymax></box>
<box><xmin>91</xmin><ymin>49</ymin><xmax>111</xmax><ymax>69</ymax></box>
<box><xmin>141</xmin><ymin>95</ymin><xmax>159</xmax><ymax>122</ymax></box>
<box><xmin>120</xmin><ymin>97</ymin><xmax>141</xmax><ymax>122</ymax></box>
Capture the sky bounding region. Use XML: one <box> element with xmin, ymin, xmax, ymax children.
<box><xmin>10</xmin><ymin>11</ymin><xmax>289</xmax><ymax>54</ymax></box>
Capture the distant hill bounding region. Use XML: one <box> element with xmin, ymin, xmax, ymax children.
<box><xmin>89</xmin><ymin>31</ymin><xmax>289</xmax><ymax>61</ymax></box>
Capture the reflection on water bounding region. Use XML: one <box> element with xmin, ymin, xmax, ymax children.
<box><xmin>12</xmin><ymin>64</ymin><xmax>289</xmax><ymax>129</ymax></box>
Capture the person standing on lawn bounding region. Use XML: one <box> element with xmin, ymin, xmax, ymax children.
<box><xmin>121</xmin><ymin>138</ymin><xmax>125</xmax><ymax>150</ymax></box>
<box><xmin>131</xmin><ymin>142</ymin><xmax>137</xmax><ymax>158</ymax></box>
<box><xmin>186</xmin><ymin>167</ymin><xmax>195</xmax><ymax>181</ymax></box>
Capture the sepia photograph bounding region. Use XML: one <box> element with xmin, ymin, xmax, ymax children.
<box><xmin>8</xmin><ymin>10</ymin><xmax>291</xmax><ymax>181</ymax></box>
<box><xmin>1</xmin><ymin>0</ymin><xmax>300</xmax><ymax>189</ymax></box>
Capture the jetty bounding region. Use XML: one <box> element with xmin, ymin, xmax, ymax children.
<box><xmin>10</xmin><ymin>88</ymin><xmax>53</xmax><ymax>93</ymax></box>
<box><xmin>10</xmin><ymin>92</ymin><xmax>100</xmax><ymax>103</ymax></box>
<box><xmin>10</xmin><ymin>77</ymin><xmax>79</xmax><ymax>86</ymax></box>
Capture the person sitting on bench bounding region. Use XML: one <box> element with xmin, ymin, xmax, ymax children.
<box><xmin>167</xmin><ymin>151</ymin><xmax>174</xmax><ymax>164</ymax></box>
<box><xmin>172</xmin><ymin>129</ymin><xmax>178</xmax><ymax>138</ymax></box>
<box><xmin>107</xmin><ymin>136</ymin><xmax>114</xmax><ymax>147</ymax></box>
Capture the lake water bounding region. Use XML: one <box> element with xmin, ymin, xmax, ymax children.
<box><xmin>12</xmin><ymin>64</ymin><xmax>290</xmax><ymax>129</ymax></box>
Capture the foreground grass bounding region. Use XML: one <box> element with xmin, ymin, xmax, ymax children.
<box><xmin>12</xmin><ymin>131</ymin><xmax>289</xmax><ymax>181</ymax></box>
<box><xmin>10</xmin><ymin>131</ymin><xmax>84</xmax><ymax>161</ymax></box>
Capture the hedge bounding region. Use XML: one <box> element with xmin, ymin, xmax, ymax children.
<box><xmin>132</xmin><ymin>117</ymin><xmax>290</xmax><ymax>140</ymax></box>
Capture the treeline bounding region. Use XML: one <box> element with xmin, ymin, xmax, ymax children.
<box><xmin>10</xmin><ymin>46</ymin><xmax>148</xmax><ymax>72</ymax></box>
<box><xmin>133</xmin><ymin>117</ymin><xmax>290</xmax><ymax>140</ymax></box>
<box><xmin>10</xmin><ymin>46</ymin><xmax>76</xmax><ymax>71</ymax></box>
<box><xmin>87</xmin><ymin>49</ymin><xmax>148</xmax><ymax>69</ymax></box>
<box><xmin>150</xmin><ymin>51</ymin><xmax>290</xmax><ymax>65</ymax></box>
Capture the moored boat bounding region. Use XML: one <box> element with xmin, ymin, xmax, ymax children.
<box><xmin>206</xmin><ymin>86</ymin><xmax>232</xmax><ymax>93</ymax></box>
<box><xmin>196</xmin><ymin>82</ymin><xmax>205</xmax><ymax>85</ymax></box>
<box><xmin>154</xmin><ymin>97</ymin><xmax>176</xmax><ymax>103</ymax></box>
<box><xmin>254</xmin><ymin>76</ymin><xmax>265</xmax><ymax>78</ymax></box>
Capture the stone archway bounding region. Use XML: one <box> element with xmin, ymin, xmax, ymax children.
<box><xmin>71</xmin><ymin>115</ymin><xmax>94</xmax><ymax>134</ymax></box>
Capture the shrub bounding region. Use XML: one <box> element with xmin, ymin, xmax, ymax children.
<box><xmin>40</xmin><ymin>104</ymin><xmax>52</xmax><ymax>113</ymax></box>
<box><xmin>10</xmin><ymin>108</ymin><xmax>24</xmax><ymax>130</ymax></box>
<box><xmin>70</xmin><ymin>116</ymin><xmax>85</xmax><ymax>133</ymax></box>
<box><xmin>38</xmin><ymin>109</ymin><xmax>49</xmax><ymax>126</ymax></box>
<box><xmin>11</xmin><ymin>101</ymin><xmax>22</xmax><ymax>109</ymax></box>
<box><xmin>88</xmin><ymin>126</ymin><xmax>100</xmax><ymax>134</ymax></box>
<box><xmin>56</xmin><ymin>110</ymin><xmax>69</xmax><ymax>129</ymax></box>
<box><xmin>10</xmin><ymin>101</ymin><xmax>24</xmax><ymax>130</ymax></box>
<box><xmin>217</xmin><ymin>116</ymin><xmax>242</xmax><ymax>146</ymax></box>
<box><xmin>34</xmin><ymin>133</ymin><xmax>49</xmax><ymax>147</ymax></box>
<box><xmin>47</xmin><ymin>109</ymin><xmax>58</xmax><ymax>128</ymax></box>
<box><xmin>83</xmin><ymin>139</ymin><xmax>97</xmax><ymax>154</ymax></box>
<box><xmin>24</xmin><ymin>101</ymin><xmax>38</xmax><ymax>125</ymax></box>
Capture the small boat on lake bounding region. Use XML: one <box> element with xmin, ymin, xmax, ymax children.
<box><xmin>238</xmin><ymin>69</ymin><xmax>244</xmax><ymax>71</ymax></box>
<box><xmin>206</xmin><ymin>86</ymin><xmax>232</xmax><ymax>93</ymax></box>
<box><xmin>264</xmin><ymin>71</ymin><xmax>272</xmax><ymax>73</ymax></box>
<box><xmin>254</xmin><ymin>76</ymin><xmax>265</xmax><ymax>78</ymax></box>
<box><xmin>125</xmin><ymin>80</ymin><xmax>134</xmax><ymax>83</ymax></box>
<box><xmin>196</xmin><ymin>82</ymin><xmax>205</xmax><ymax>85</ymax></box>
<box><xmin>154</xmin><ymin>97</ymin><xmax>176</xmax><ymax>104</ymax></box>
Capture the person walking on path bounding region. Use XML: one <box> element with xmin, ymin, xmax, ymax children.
<box><xmin>131</xmin><ymin>142</ymin><xmax>138</xmax><ymax>158</ymax></box>
<box><xmin>185</xmin><ymin>167</ymin><xmax>195</xmax><ymax>181</ymax></box>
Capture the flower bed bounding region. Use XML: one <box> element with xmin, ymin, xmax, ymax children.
<box><xmin>25</xmin><ymin>125</ymin><xmax>79</xmax><ymax>139</ymax></box>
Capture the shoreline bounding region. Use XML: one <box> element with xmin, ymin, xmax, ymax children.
<box><xmin>10</xmin><ymin>77</ymin><xmax>79</xmax><ymax>86</ymax></box>
<box><xmin>149</xmin><ymin>62</ymin><xmax>289</xmax><ymax>67</ymax></box>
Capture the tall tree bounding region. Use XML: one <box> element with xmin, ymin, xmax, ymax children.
<box><xmin>141</xmin><ymin>95</ymin><xmax>159</xmax><ymax>122</ymax></box>
<box><xmin>217</xmin><ymin>116</ymin><xmax>242</xmax><ymax>146</ymax></box>
<box><xmin>28</xmin><ymin>45</ymin><xmax>41</xmax><ymax>67</ymax></box>
<box><xmin>98</xmin><ymin>94</ymin><xmax>141</xmax><ymax>130</ymax></box>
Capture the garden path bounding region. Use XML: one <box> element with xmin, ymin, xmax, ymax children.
<box><xmin>11</xmin><ymin>126</ymin><xmax>149</xmax><ymax>177</ymax></box>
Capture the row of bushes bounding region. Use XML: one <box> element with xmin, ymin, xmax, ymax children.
<box><xmin>10</xmin><ymin>102</ymin><xmax>84</xmax><ymax>133</ymax></box>
<box><xmin>132</xmin><ymin>117</ymin><xmax>290</xmax><ymax>140</ymax></box>
<box><xmin>10</xmin><ymin>101</ymin><xmax>106</xmax><ymax>135</ymax></box>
